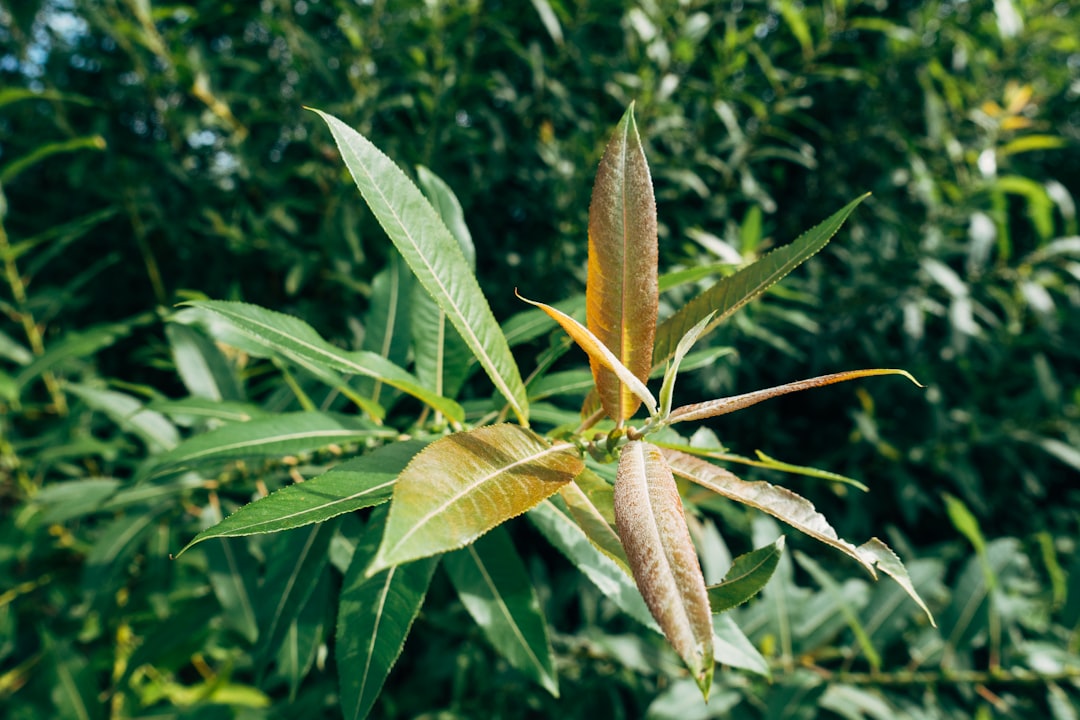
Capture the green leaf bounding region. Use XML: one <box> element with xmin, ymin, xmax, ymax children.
<box><xmin>142</xmin><ymin>411</ymin><xmax>395</xmax><ymax>480</ymax></box>
<box><xmin>653</xmin><ymin>194</ymin><xmax>870</xmax><ymax>369</ymax></box>
<box><xmin>254</xmin><ymin>521</ymin><xmax>336</xmax><ymax>666</ymax></box>
<box><xmin>587</xmin><ymin>103</ymin><xmax>659</xmax><ymax>421</ymax></box>
<box><xmin>14</xmin><ymin>321</ymin><xmax>132</xmax><ymax>392</ymax></box>
<box><xmin>658</xmin><ymin>312</ymin><xmax>715</xmax><ymax>418</ymax></box>
<box><xmin>516</xmin><ymin>292</ymin><xmax>657</xmax><ymax>417</ymax></box>
<box><xmin>146</xmin><ymin>398</ymin><xmax>269</xmax><ymax>425</ymax></box>
<box><xmin>712</xmin><ymin>613</ymin><xmax>770</xmax><ymax>677</ymax></box>
<box><xmin>664</xmin><ymin>449</ymin><xmax>935</xmax><ymax>626</ymax></box>
<box><xmin>795</xmin><ymin>551</ymin><xmax>882</xmax><ymax>671</ymax></box>
<box><xmin>205</xmin><ymin>536</ymin><xmax>260</xmax><ymax>644</ymax></box>
<box><xmin>66</xmin><ymin>383</ymin><xmax>179</xmax><ymax>453</ymax></box>
<box><xmin>274</xmin><ymin>570</ymin><xmax>329</xmax><ymax>701</ymax></box>
<box><xmin>29</xmin><ymin>478</ymin><xmax>121</xmax><ymax>524</ymax></box>
<box><xmin>410</xmin><ymin>168</ymin><xmax>475</xmax><ymax>402</ymax></box>
<box><xmin>528</xmin><ymin>498</ymin><xmax>658</xmax><ymax>632</ymax></box>
<box><xmin>444</xmin><ymin>526</ymin><xmax>559</xmax><ymax>696</ymax></box>
<box><xmin>165</xmin><ymin>323</ymin><xmax>243</xmax><ymax>402</ymax></box>
<box><xmin>175</xmin><ymin>439</ymin><xmax>427</xmax><ymax>556</ymax></box>
<box><xmin>707</xmin><ymin>536</ymin><xmax>785</xmax><ymax>614</ymax></box>
<box><xmin>369</xmin><ymin>424</ymin><xmax>583</xmax><ymax>573</ymax></box>
<box><xmin>415</xmin><ymin>165</ymin><xmax>476</xmax><ymax>267</ymax></box>
<box><xmin>43</xmin><ymin>633</ymin><xmax>101</xmax><ymax>720</ymax></box>
<box><xmin>361</xmin><ymin>252</ymin><xmax>414</xmax><ymax>404</ymax></box>
<box><xmin>82</xmin><ymin>505</ymin><xmax>169</xmax><ymax>608</ymax></box>
<box><xmin>615</xmin><ymin>441</ymin><xmax>713</xmax><ymax>697</ymax></box>
<box><xmin>558</xmin><ymin>474</ymin><xmax>629</xmax><ymax>571</ymax></box>
<box><xmin>667</xmin><ymin>369</ymin><xmax>921</xmax><ymax>425</ymax></box>
<box><xmin>0</xmin><ymin>134</ymin><xmax>106</xmax><ymax>184</ymax></box>
<box><xmin>337</xmin><ymin>509</ymin><xmax>439</xmax><ymax>720</ymax></box>
<box><xmin>311</xmin><ymin>109</ymin><xmax>529</xmax><ymax>424</ymax></box>
<box><xmin>183</xmin><ymin>300</ymin><xmax>464</xmax><ymax>422</ymax></box>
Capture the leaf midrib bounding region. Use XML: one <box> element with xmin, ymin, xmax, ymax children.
<box><xmin>331</xmin><ymin>120</ymin><xmax>525</xmax><ymax>423</ymax></box>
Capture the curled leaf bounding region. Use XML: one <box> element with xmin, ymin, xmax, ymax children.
<box><xmin>516</xmin><ymin>291</ymin><xmax>657</xmax><ymax>418</ymax></box>
<box><xmin>664</xmin><ymin>449</ymin><xmax>935</xmax><ymax>626</ymax></box>
<box><xmin>667</xmin><ymin>368</ymin><xmax>922</xmax><ymax>425</ymax></box>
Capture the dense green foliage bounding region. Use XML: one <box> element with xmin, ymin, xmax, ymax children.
<box><xmin>2</xmin><ymin>1</ymin><xmax>1078</xmax><ymax>718</ymax></box>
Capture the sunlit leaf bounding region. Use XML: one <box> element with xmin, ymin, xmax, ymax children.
<box><xmin>658</xmin><ymin>312</ymin><xmax>715</xmax><ymax>418</ymax></box>
<box><xmin>444</xmin><ymin>526</ymin><xmax>559</xmax><ymax>696</ymax></box>
<box><xmin>361</xmin><ymin>252</ymin><xmax>413</xmax><ymax>403</ymax></box>
<box><xmin>175</xmin><ymin>440</ymin><xmax>428</xmax><ymax>556</ymax></box>
<box><xmin>707</xmin><ymin>536</ymin><xmax>784</xmax><ymax>614</ymax></box>
<box><xmin>665</xmin><ymin>449</ymin><xmax>935</xmax><ymax>626</ymax></box>
<box><xmin>311</xmin><ymin>109</ymin><xmax>529</xmax><ymax>424</ymax></box>
<box><xmin>615</xmin><ymin>441</ymin><xmax>713</xmax><ymax>697</ymax></box>
<box><xmin>587</xmin><ymin>103</ymin><xmax>659</xmax><ymax>421</ymax></box>
<box><xmin>653</xmin><ymin>194</ymin><xmax>870</xmax><ymax>369</ymax></box>
<box><xmin>369</xmin><ymin>424</ymin><xmax>583</xmax><ymax>573</ymax></box>
<box><xmin>516</xmin><ymin>292</ymin><xmax>657</xmax><ymax>417</ymax></box>
<box><xmin>337</xmin><ymin>509</ymin><xmax>439</xmax><ymax>720</ymax></box>
<box><xmin>854</xmin><ymin>538</ymin><xmax>937</xmax><ymax>629</ymax></box>
<box><xmin>184</xmin><ymin>300</ymin><xmax>464</xmax><ymax>422</ymax></box>
<box><xmin>412</xmin><ymin>167</ymin><xmax>476</xmax><ymax>401</ymax></box>
<box><xmin>559</xmin><ymin>474</ymin><xmax>629</xmax><ymax>571</ymax></box>
<box><xmin>667</xmin><ymin>368</ymin><xmax>921</xmax><ymax>425</ymax></box>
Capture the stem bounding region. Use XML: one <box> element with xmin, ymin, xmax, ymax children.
<box><xmin>0</xmin><ymin>212</ymin><xmax>67</xmax><ymax>414</ymax></box>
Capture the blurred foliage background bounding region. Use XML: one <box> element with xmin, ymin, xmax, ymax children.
<box><xmin>2</xmin><ymin>0</ymin><xmax>1079</xmax><ymax>717</ymax></box>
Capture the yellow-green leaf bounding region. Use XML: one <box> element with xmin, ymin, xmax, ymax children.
<box><xmin>615</xmin><ymin>441</ymin><xmax>713</xmax><ymax>697</ymax></box>
<box><xmin>369</xmin><ymin>424</ymin><xmax>583</xmax><ymax>574</ymax></box>
<box><xmin>587</xmin><ymin>103</ymin><xmax>659</xmax><ymax>421</ymax></box>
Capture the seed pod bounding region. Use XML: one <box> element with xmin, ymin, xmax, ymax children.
<box><xmin>614</xmin><ymin>440</ymin><xmax>714</xmax><ymax>697</ymax></box>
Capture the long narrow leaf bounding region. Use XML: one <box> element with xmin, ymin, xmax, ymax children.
<box><xmin>587</xmin><ymin>103</ymin><xmax>659</xmax><ymax>421</ymax></box>
<box><xmin>665</xmin><ymin>449</ymin><xmax>935</xmax><ymax>625</ymax></box>
<box><xmin>444</xmin><ymin>526</ymin><xmax>559</xmax><ymax>696</ymax></box>
<box><xmin>528</xmin><ymin>499</ymin><xmax>658</xmax><ymax>631</ymax></box>
<box><xmin>412</xmin><ymin>166</ymin><xmax>476</xmax><ymax>400</ymax></box>
<box><xmin>559</xmin><ymin>476</ymin><xmax>629</xmax><ymax>571</ymax></box>
<box><xmin>184</xmin><ymin>300</ymin><xmax>463</xmax><ymax>422</ymax></box>
<box><xmin>653</xmin><ymin>194</ymin><xmax>870</xmax><ymax>369</ymax></box>
<box><xmin>174</xmin><ymin>439</ymin><xmax>429</xmax><ymax>556</ymax></box>
<box><xmin>311</xmin><ymin>109</ymin><xmax>529</xmax><ymax>424</ymax></box>
<box><xmin>142</xmin><ymin>411</ymin><xmax>394</xmax><ymax>479</ymax></box>
<box><xmin>255</xmin><ymin>522</ymin><xmax>337</xmax><ymax>666</ymax></box>
<box><xmin>615</xmin><ymin>441</ymin><xmax>713</xmax><ymax>696</ymax></box>
<box><xmin>516</xmin><ymin>292</ymin><xmax>657</xmax><ymax>417</ymax></box>
<box><xmin>337</xmin><ymin>509</ymin><xmax>439</xmax><ymax>720</ymax></box>
<box><xmin>667</xmin><ymin>368</ymin><xmax>920</xmax><ymax>425</ymax></box>
<box><xmin>369</xmin><ymin>424</ymin><xmax>583</xmax><ymax>574</ymax></box>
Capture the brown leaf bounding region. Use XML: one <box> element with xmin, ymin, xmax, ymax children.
<box><xmin>615</xmin><ymin>441</ymin><xmax>713</xmax><ymax>696</ymax></box>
